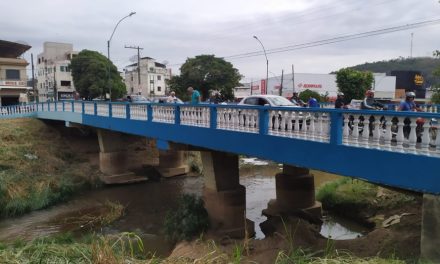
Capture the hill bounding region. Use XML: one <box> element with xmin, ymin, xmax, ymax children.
<box><xmin>346</xmin><ymin>57</ymin><xmax>440</xmax><ymax>87</ymax></box>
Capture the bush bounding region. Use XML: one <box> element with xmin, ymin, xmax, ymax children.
<box><xmin>164</xmin><ymin>194</ymin><xmax>209</xmax><ymax>242</ymax></box>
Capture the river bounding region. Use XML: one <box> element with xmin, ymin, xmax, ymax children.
<box><xmin>0</xmin><ymin>158</ymin><xmax>365</xmax><ymax>256</ymax></box>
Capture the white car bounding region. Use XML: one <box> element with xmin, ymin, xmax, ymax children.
<box><xmin>238</xmin><ymin>95</ymin><xmax>299</xmax><ymax>107</ymax></box>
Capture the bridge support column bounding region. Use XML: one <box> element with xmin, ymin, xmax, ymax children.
<box><xmin>157</xmin><ymin>150</ymin><xmax>189</xmax><ymax>177</ymax></box>
<box><xmin>97</xmin><ymin>129</ymin><xmax>147</xmax><ymax>184</ymax></box>
<box><xmin>421</xmin><ymin>194</ymin><xmax>440</xmax><ymax>262</ymax></box>
<box><xmin>202</xmin><ymin>150</ymin><xmax>254</xmax><ymax>238</ymax></box>
<box><xmin>263</xmin><ymin>165</ymin><xmax>321</xmax><ymax>218</ymax></box>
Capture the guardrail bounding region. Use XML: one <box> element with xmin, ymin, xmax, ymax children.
<box><xmin>30</xmin><ymin>100</ymin><xmax>440</xmax><ymax>158</ymax></box>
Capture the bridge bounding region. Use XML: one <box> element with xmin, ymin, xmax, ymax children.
<box><xmin>2</xmin><ymin>101</ymin><xmax>440</xmax><ymax>259</ymax></box>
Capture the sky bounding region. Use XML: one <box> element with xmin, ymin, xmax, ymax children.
<box><xmin>1</xmin><ymin>0</ymin><xmax>440</xmax><ymax>82</ymax></box>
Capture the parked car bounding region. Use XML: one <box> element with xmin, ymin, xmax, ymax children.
<box><xmin>128</xmin><ymin>95</ymin><xmax>150</xmax><ymax>103</ymax></box>
<box><xmin>238</xmin><ymin>95</ymin><xmax>299</xmax><ymax>107</ymax></box>
<box><xmin>150</xmin><ymin>96</ymin><xmax>183</xmax><ymax>104</ymax></box>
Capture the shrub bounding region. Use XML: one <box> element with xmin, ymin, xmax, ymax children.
<box><xmin>164</xmin><ymin>194</ymin><xmax>209</xmax><ymax>242</ymax></box>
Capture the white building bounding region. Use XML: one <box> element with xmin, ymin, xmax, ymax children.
<box><xmin>37</xmin><ymin>42</ymin><xmax>78</xmax><ymax>102</ymax></box>
<box><xmin>258</xmin><ymin>72</ymin><xmax>396</xmax><ymax>100</ymax></box>
<box><xmin>0</xmin><ymin>40</ymin><xmax>32</xmax><ymax>106</ymax></box>
<box><xmin>124</xmin><ymin>57</ymin><xmax>171</xmax><ymax>97</ymax></box>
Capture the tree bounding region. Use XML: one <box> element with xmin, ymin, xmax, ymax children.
<box><xmin>335</xmin><ymin>68</ymin><xmax>374</xmax><ymax>103</ymax></box>
<box><xmin>70</xmin><ymin>50</ymin><xmax>126</xmax><ymax>100</ymax></box>
<box><xmin>431</xmin><ymin>50</ymin><xmax>440</xmax><ymax>104</ymax></box>
<box><xmin>299</xmin><ymin>89</ymin><xmax>323</xmax><ymax>103</ymax></box>
<box><xmin>168</xmin><ymin>55</ymin><xmax>242</xmax><ymax>101</ymax></box>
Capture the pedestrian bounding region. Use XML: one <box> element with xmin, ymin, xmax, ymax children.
<box><xmin>308</xmin><ymin>96</ymin><xmax>319</xmax><ymax>108</ymax></box>
<box><xmin>187</xmin><ymin>86</ymin><xmax>201</xmax><ymax>104</ymax></box>
<box><xmin>167</xmin><ymin>91</ymin><xmax>178</xmax><ymax>103</ymax></box>
<box><xmin>335</xmin><ymin>92</ymin><xmax>347</xmax><ymax>109</ymax></box>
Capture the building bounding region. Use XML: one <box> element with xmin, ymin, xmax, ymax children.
<box><xmin>37</xmin><ymin>42</ymin><xmax>78</xmax><ymax>102</ymax></box>
<box><xmin>257</xmin><ymin>72</ymin><xmax>396</xmax><ymax>100</ymax></box>
<box><xmin>0</xmin><ymin>40</ymin><xmax>32</xmax><ymax>106</ymax></box>
<box><xmin>124</xmin><ymin>57</ymin><xmax>171</xmax><ymax>97</ymax></box>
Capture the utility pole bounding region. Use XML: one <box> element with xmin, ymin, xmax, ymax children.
<box><xmin>125</xmin><ymin>45</ymin><xmax>144</xmax><ymax>93</ymax></box>
<box><xmin>410</xmin><ymin>32</ymin><xmax>414</xmax><ymax>58</ymax></box>
<box><xmin>280</xmin><ymin>70</ymin><xmax>284</xmax><ymax>96</ymax></box>
<box><xmin>250</xmin><ymin>79</ymin><xmax>253</xmax><ymax>95</ymax></box>
<box><xmin>31</xmin><ymin>53</ymin><xmax>37</xmax><ymax>103</ymax></box>
<box><xmin>291</xmin><ymin>65</ymin><xmax>295</xmax><ymax>93</ymax></box>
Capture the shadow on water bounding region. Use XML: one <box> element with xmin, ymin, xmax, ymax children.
<box><xmin>0</xmin><ymin>157</ymin><xmax>364</xmax><ymax>256</ymax></box>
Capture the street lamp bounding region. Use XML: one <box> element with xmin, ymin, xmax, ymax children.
<box><xmin>107</xmin><ymin>11</ymin><xmax>136</xmax><ymax>100</ymax></box>
<box><xmin>253</xmin><ymin>35</ymin><xmax>268</xmax><ymax>94</ymax></box>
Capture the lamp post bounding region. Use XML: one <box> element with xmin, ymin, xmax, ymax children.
<box><xmin>107</xmin><ymin>11</ymin><xmax>136</xmax><ymax>100</ymax></box>
<box><xmin>253</xmin><ymin>35</ymin><xmax>268</xmax><ymax>94</ymax></box>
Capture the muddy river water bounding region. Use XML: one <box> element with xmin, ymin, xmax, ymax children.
<box><xmin>0</xmin><ymin>159</ymin><xmax>366</xmax><ymax>256</ymax></box>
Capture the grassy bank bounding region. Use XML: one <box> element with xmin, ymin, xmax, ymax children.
<box><xmin>0</xmin><ymin>118</ymin><xmax>98</xmax><ymax>217</ymax></box>
<box><xmin>316</xmin><ymin>178</ymin><xmax>417</xmax><ymax>221</ymax></box>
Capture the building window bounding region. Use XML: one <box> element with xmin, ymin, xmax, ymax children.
<box><xmin>157</xmin><ymin>75</ymin><xmax>161</xmax><ymax>81</ymax></box>
<box><xmin>6</xmin><ymin>69</ymin><xmax>20</xmax><ymax>80</ymax></box>
<box><xmin>61</xmin><ymin>81</ymin><xmax>71</xmax><ymax>86</ymax></box>
<box><xmin>60</xmin><ymin>66</ymin><xmax>65</xmax><ymax>72</ymax></box>
<box><xmin>157</xmin><ymin>86</ymin><xmax>161</xmax><ymax>92</ymax></box>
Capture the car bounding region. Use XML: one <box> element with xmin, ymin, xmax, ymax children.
<box><xmin>128</xmin><ymin>95</ymin><xmax>150</xmax><ymax>103</ymax></box>
<box><xmin>349</xmin><ymin>99</ymin><xmax>363</xmax><ymax>110</ymax></box>
<box><xmin>150</xmin><ymin>96</ymin><xmax>184</xmax><ymax>104</ymax></box>
<box><xmin>238</xmin><ymin>95</ymin><xmax>299</xmax><ymax>107</ymax></box>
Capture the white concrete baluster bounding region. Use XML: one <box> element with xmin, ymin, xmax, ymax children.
<box><xmin>343</xmin><ymin>114</ymin><xmax>350</xmax><ymax>143</ymax></box>
<box><xmin>315</xmin><ymin>113</ymin><xmax>323</xmax><ymax>141</ymax></box>
<box><xmin>286</xmin><ymin>111</ymin><xmax>293</xmax><ymax>137</ymax></box>
<box><xmin>294</xmin><ymin>112</ymin><xmax>300</xmax><ymax>138</ymax></box>
<box><xmin>252</xmin><ymin>111</ymin><xmax>258</xmax><ymax>133</ymax></box>
<box><xmin>352</xmin><ymin>115</ymin><xmax>360</xmax><ymax>146</ymax></box>
<box><xmin>383</xmin><ymin>116</ymin><xmax>393</xmax><ymax>151</ymax></box>
<box><xmin>274</xmin><ymin>111</ymin><xmax>280</xmax><ymax>135</ymax></box>
<box><xmin>361</xmin><ymin>116</ymin><xmax>370</xmax><ymax>147</ymax></box>
<box><xmin>372</xmin><ymin>116</ymin><xmax>381</xmax><ymax>148</ymax></box>
<box><xmin>420</xmin><ymin>119</ymin><xmax>431</xmax><ymax>154</ymax></box>
<box><xmin>408</xmin><ymin>117</ymin><xmax>417</xmax><ymax>153</ymax></box>
<box><xmin>309</xmin><ymin>114</ymin><xmax>315</xmax><ymax>140</ymax></box>
<box><xmin>396</xmin><ymin>117</ymin><xmax>405</xmax><ymax>152</ymax></box>
<box><xmin>239</xmin><ymin>110</ymin><xmax>245</xmax><ymax>131</ymax></box>
<box><xmin>301</xmin><ymin>113</ymin><xmax>308</xmax><ymax>138</ymax></box>
<box><xmin>268</xmin><ymin>110</ymin><xmax>274</xmax><ymax>135</ymax></box>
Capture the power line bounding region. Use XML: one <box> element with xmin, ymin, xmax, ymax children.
<box><xmin>224</xmin><ymin>18</ymin><xmax>440</xmax><ymax>60</ymax></box>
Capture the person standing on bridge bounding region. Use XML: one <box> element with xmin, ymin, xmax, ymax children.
<box><xmin>187</xmin><ymin>87</ymin><xmax>201</xmax><ymax>104</ymax></box>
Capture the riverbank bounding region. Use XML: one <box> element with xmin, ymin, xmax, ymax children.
<box><xmin>0</xmin><ymin>118</ymin><xmax>100</xmax><ymax>217</ymax></box>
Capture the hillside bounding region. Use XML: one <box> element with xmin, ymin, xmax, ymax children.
<box><xmin>345</xmin><ymin>57</ymin><xmax>440</xmax><ymax>87</ymax></box>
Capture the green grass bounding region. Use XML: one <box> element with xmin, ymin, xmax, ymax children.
<box><xmin>316</xmin><ymin>178</ymin><xmax>417</xmax><ymax>214</ymax></box>
<box><xmin>0</xmin><ymin>119</ymin><xmax>97</xmax><ymax>217</ymax></box>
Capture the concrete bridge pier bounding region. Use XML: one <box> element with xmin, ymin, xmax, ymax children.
<box><xmin>97</xmin><ymin>129</ymin><xmax>147</xmax><ymax>184</ymax></box>
<box><xmin>157</xmin><ymin>150</ymin><xmax>189</xmax><ymax>177</ymax></box>
<box><xmin>263</xmin><ymin>165</ymin><xmax>322</xmax><ymax>219</ymax></box>
<box><xmin>421</xmin><ymin>194</ymin><xmax>440</xmax><ymax>262</ymax></box>
<box><xmin>201</xmin><ymin>150</ymin><xmax>254</xmax><ymax>238</ymax></box>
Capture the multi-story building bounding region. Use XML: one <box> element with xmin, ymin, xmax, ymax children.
<box><xmin>37</xmin><ymin>42</ymin><xmax>78</xmax><ymax>102</ymax></box>
<box><xmin>124</xmin><ymin>57</ymin><xmax>171</xmax><ymax>97</ymax></box>
<box><xmin>0</xmin><ymin>40</ymin><xmax>32</xmax><ymax>106</ymax></box>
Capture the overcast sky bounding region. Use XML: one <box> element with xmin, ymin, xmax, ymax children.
<box><xmin>2</xmin><ymin>0</ymin><xmax>440</xmax><ymax>82</ymax></box>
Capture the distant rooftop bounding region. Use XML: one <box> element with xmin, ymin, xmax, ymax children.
<box><xmin>0</xmin><ymin>40</ymin><xmax>31</xmax><ymax>58</ymax></box>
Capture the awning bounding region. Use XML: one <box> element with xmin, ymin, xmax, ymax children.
<box><xmin>0</xmin><ymin>86</ymin><xmax>32</xmax><ymax>90</ymax></box>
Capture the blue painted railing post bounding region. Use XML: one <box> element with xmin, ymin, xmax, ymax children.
<box><xmin>109</xmin><ymin>103</ymin><xmax>113</xmax><ymax>118</ymax></box>
<box><xmin>330</xmin><ymin>111</ymin><xmax>343</xmax><ymax>145</ymax></box>
<box><xmin>126</xmin><ymin>104</ymin><xmax>131</xmax><ymax>120</ymax></box>
<box><xmin>71</xmin><ymin>101</ymin><xmax>74</xmax><ymax>112</ymax></box>
<box><xmin>47</xmin><ymin>101</ymin><xmax>50</xmax><ymax>111</ymax></box>
<box><xmin>94</xmin><ymin>102</ymin><xmax>97</xmax><ymax>115</ymax></box>
<box><xmin>62</xmin><ymin>101</ymin><xmax>65</xmax><ymax>112</ymax></box>
<box><xmin>210</xmin><ymin>106</ymin><xmax>217</xmax><ymax>129</ymax></box>
<box><xmin>175</xmin><ymin>105</ymin><xmax>181</xmax><ymax>125</ymax></box>
<box><xmin>147</xmin><ymin>104</ymin><xmax>153</xmax><ymax>122</ymax></box>
<box><xmin>259</xmin><ymin>107</ymin><xmax>269</xmax><ymax>135</ymax></box>
<box><xmin>81</xmin><ymin>102</ymin><xmax>85</xmax><ymax>114</ymax></box>
<box><xmin>54</xmin><ymin>101</ymin><xmax>58</xmax><ymax>111</ymax></box>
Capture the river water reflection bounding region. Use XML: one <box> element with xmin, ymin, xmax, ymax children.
<box><xmin>0</xmin><ymin>158</ymin><xmax>361</xmax><ymax>256</ymax></box>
